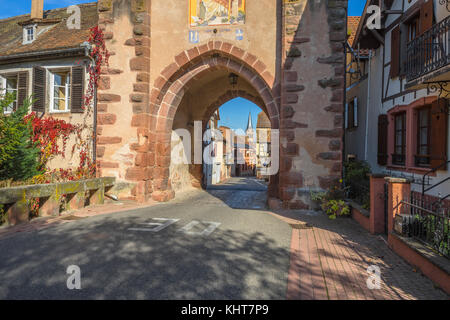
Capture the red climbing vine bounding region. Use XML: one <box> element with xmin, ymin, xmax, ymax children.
<box><xmin>24</xmin><ymin>26</ymin><xmax>109</xmax><ymax>184</ymax></box>
<box><xmin>84</xmin><ymin>25</ymin><xmax>110</xmax><ymax>112</ymax></box>
<box><xmin>24</xmin><ymin>114</ymin><xmax>76</xmax><ymax>170</ymax></box>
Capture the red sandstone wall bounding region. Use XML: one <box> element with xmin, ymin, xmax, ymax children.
<box><xmin>96</xmin><ymin>0</ymin><xmax>347</xmax><ymax>205</ymax></box>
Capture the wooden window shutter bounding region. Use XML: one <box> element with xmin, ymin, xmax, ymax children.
<box><xmin>390</xmin><ymin>26</ymin><xmax>400</xmax><ymax>78</ymax></box>
<box><xmin>17</xmin><ymin>71</ymin><xmax>28</xmax><ymax>109</ymax></box>
<box><xmin>419</xmin><ymin>0</ymin><xmax>434</xmax><ymax>35</ymax></box>
<box><xmin>377</xmin><ymin>114</ymin><xmax>389</xmax><ymax>165</ymax></box>
<box><xmin>430</xmin><ymin>99</ymin><xmax>448</xmax><ymax>169</ymax></box>
<box><xmin>420</xmin><ymin>0</ymin><xmax>434</xmax><ymax>60</ymax></box>
<box><xmin>32</xmin><ymin>66</ymin><xmax>46</xmax><ymax>113</ymax></box>
<box><xmin>71</xmin><ymin>66</ymin><xmax>84</xmax><ymax>113</ymax></box>
<box><xmin>399</xmin><ymin>23</ymin><xmax>408</xmax><ymax>75</ymax></box>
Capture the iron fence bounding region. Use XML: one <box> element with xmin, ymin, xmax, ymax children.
<box><xmin>346</xmin><ymin>180</ymin><xmax>370</xmax><ymax>210</ymax></box>
<box><xmin>396</xmin><ymin>194</ymin><xmax>449</xmax><ymax>259</ymax></box>
<box><xmin>406</xmin><ymin>15</ymin><xmax>450</xmax><ymax>81</ymax></box>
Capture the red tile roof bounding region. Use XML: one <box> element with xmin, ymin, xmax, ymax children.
<box><xmin>348</xmin><ymin>16</ymin><xmax>370</xmax><ymax>56</ymax></box>
<box><xmin>0</xmin><ymin>3</ymin><xmax>98</xmax><ymax>58</ymax></box>
<box><xmin>347</xmin><ymin>16</ymin><xmax>361</xmax><ymax>46</ymax></box>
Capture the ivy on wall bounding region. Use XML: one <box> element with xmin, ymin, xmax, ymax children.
<box><xmin>0</xmin><ymin>26</ymin><xmax>110</xmax><ymax>186</ymax></box>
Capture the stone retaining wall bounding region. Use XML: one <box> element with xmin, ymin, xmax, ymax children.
<box><xmin>0</xmin><ymin>177</ymin><xmax>115</xmax><ymax>226</ymax></box>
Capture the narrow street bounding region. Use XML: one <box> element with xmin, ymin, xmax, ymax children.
<box><xmin>0</xmin><ymin>178</ymin><xmax>447</xmax><ymax>299</ymax></box>
<box><xmin>0</xmin><ymin>177</ymin><xmax>290</xmax><ymax>300</ymax></box>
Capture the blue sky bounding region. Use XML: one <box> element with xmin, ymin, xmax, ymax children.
<box><xmin>0</xmin><ymin>0</ymin><xmax>366</xmax><ymax>129</ymax></box>
<box><xmin>218</xmin><ymin>98</ymin><xmax>263</xmax><ymax>131</ymax></box>
<box><xmin>0</xmin><ymin>0</ymin><xmax>94</xmax><ymax>19</ymax></box>
<box><xmin>348</xmin><ymin>0</ymin><xmax>366</xmax><ymax>16</ymax></box>
<box><xmin>1</xmin><ymin>0</ymin><xmax>367</xmax><ymax>23</ymax></box>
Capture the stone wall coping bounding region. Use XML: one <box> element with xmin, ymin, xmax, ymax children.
<box><xmin>384</xmin><ymin>177</ymin><xmax>412</xmax><ymax>184</ymax></box>
<box><xmin>347</xmin><ymin>199</ymin><xmax>370</xmax><ymax>218</ymax></box>
<box><xmin>369</xmin><ymin>173</ymin><xmax>388</xmax><ymax>179</ymax></box>
<box><xmin>390</xmin><ymin>232</ymin><xmax>450</xmax><ymax>276</ymax></box>
<box><xmin>0</xmin><ymin>177</ymin><xmax>115</xmax><ymax>204</ymax></box>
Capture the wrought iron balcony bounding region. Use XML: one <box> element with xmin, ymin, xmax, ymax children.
<box><xmin>406</xmin><ymin>15</ymin><xmax>450</xmax><ymax>82</ymax></box>
<box><xmin>392</xmin><ymin>153</ymin><xmax>406</xmax><ymax>166</ymax></box>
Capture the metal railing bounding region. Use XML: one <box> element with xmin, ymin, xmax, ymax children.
<box><xmin>392</xmin><ymin>153</ymin><xmax>406</xmax><ymax>166</ymax></box>
<box><xmin>406</xmin><ymin>15</ymin><xmax>450</xmax><ymax>81</ymax></box>
<box><xmin>346</xmin><ymin>180</ymin><xmax>370</xmax><ymax>209</ymax></box>
<box><xmin>421</xmin><ymin>160</ymin><xmax>450</xmax><ymax>196</ymax></box>
<box><xmin>396</xmin><ymin>194</ymin><xmax>449</xmax><ymax>258</ymax></box>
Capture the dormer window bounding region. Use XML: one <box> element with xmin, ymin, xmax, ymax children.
<box><xmin>23</xmin><ymin>25</ymin><xmax>36</xmax><ymax>44</ymax></box>
<box><xmin>26</xmin><ymin>27</ymin><xmax>34</xmax><ymax>41</ymax></box>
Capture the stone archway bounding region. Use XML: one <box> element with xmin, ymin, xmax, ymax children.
<box><xmin>149</xmin><ymin>45</ymin><xmax>280</xmax><ymax>202</ymax></box>
<box><xmin>96</xmin><ymin>0</ymin><xmax>347</xmax><ymax>209</ymax></box>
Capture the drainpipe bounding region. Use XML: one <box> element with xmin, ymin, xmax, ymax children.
<box><xmin>81</xmin><ymin>42</ymin><xmax>97</xmax><ymax>165</ymax></box>
<box><xmin>92</xmin><ymin>76</ymin><xmax>98</xmax><ymax>165</ymax></box>
<box><xmin>364</xmin><ymin>50</ymin><xmax>372</xmax><ymax>161</ymax></box>
<box><xmin>343</xmin><ymin>11</ymin><xmax>348</xmax><ymax>184</ymax></box>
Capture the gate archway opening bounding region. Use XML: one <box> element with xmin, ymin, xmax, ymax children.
<box><xmin>151</xmin><ymin>49</ymin><xmax>280</xmax><ymax>202</ymax></box>
<box><xmin>178</xmin><ymin>96</ymin><xmax>270</xmax><ymax>193</ymax></box>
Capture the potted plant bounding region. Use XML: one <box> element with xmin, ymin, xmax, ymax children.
<box><xmin>321</xmin><ymin>199</ymin><xmax>350</xmax><ymax>220</ymax></box>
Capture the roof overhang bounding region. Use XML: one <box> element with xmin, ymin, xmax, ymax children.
<box><xmin>0</xmin><ymin>47</ymin><xmax>87</xmax><ymax>65</ymax></box>
<box><xmin>18</xmin><ymin>18</ymin><xmax>61</xmax><ymax>26</ymax></box>
<box><xmin>352</xmin><ymin>0</ymin><xmax>391</xmax><ymax>50</ymax></box>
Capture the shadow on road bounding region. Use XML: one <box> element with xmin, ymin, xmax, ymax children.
<box><xmin>0</xmin><ymin>210</ymin><xmax>290</xmax><ymax>300</ymax></box>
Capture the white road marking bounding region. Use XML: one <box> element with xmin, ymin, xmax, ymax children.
<box><xmin>128</xmin><ymin>218</ymin><xmax>179</xmax><ymax>232</ymax></box>
<box><xmin>253</xmin><ymin>179</ymin><xmax>267</xmax><ymax>187</ymax></box>
<box><xmin>178</xmin><ymin>220</ymin><xmax>221</xmax><ymax>236</ymax></box>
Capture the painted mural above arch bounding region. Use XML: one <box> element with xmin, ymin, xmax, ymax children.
<box><xmin>189</xmin><ymin>0</ymin><xmax>246</xmax><ymax>27</ymax></box>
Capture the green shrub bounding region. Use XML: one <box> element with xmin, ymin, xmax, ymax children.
<box><xmin>310</xmin><ymin>191</ymin><xmax>327</xmax><ymax>203</ymax></box>
<box><xmin>344</xmin><ymin>160</ymin><xmax>371</xmax><ymax>182</ymax></box>
<box><xmin>322</xmin><ymin>199</ymin><xmax>350</xmax><ymax>219</ymax></box>
<box><xmin>0</xmin><ymin>93</ymin><xmax>41</xmax><ymax>181</ymax></box>
<box><xmin>344</xmin><ymin>160</ymin><xmax>371</xmax><ymax>209</ymax></box>
<box><xmin>0</xmin><ymin>204</ymin><xmax>5</xmax><ymax>225</ymax></box>
<box><xmin>311</xmin><ymin>187</ymin><xmax>351</xmax><ymax>220</ymax></box>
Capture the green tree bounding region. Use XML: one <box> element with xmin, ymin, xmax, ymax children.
<box><xmin>0</xmin><ymin>93</ymin><xmax>41</xmax><ymax>181</ymax></box>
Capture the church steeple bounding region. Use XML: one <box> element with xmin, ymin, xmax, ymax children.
<box><xmin>245</xmin><ymin>112</ymin><xmax>255</xmax><ymax>147</ymax></box>
<box><xmin>245</xmin><ymin>112</ymin><xmax>253</xmax><ymax>133</ymax></box>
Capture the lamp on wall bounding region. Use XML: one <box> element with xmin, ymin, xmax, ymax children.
<box><xmin>228</xmin><ymin>73</ymin><xmax>238</xmax><ymax>88</ymax></box>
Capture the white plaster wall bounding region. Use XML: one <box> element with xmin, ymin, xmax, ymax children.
<box><xmin>0</xmin><ymin>57</ymin><xmax>94</xmax><ymax>171</ymax></box>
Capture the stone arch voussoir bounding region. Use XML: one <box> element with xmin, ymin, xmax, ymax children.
<box><xmin>152</xmin><ymin>43</ymin><xmax>279</xmax><ymax>130</ymax></box>
<box><xmin>150</xmin><ymin>44</ymin><xmax>279</xmax><ymax>201</ymax></box>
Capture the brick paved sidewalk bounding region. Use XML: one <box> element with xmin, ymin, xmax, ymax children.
<box><xmin>286</xmin><ymin>212</ymin><xmax>449</xmax><ymax>300</ymax></box>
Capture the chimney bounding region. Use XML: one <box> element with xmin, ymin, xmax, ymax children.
<box><xmin>31</xmin><ymin>0</ymin><xmax>44</xmax><ymax>20</ymax></box>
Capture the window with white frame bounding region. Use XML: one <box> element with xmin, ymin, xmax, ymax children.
<box><xmin>345</xmin><ymin>97</ymin><xmax>358</xmax><ymax>129</ymax></box>
<box><xmin>50</xmin><ymin>70</ymin><xmax>71</xmax><ymax>112</ymax></box>
<box><xmin>23</xmin><ymin>25</ymin><xmax>36</xmax><ymax>44</ymax></box>
<box><xmin>0</xmin><ymin>74</ymin><xmax>18</xmax><ymax>113</ymax></box>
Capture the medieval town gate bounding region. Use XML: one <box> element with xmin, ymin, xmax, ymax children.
<box><xmin>96</xmin><ymin>0</ymin><xmax>347</xmax><ymax>210</ymax></box>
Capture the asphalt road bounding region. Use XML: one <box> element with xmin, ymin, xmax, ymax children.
<box><xmin>0</xmin><ymin>183</ymin><xmax>291</xmax><ymax>299</ymax></box>
<box><xmin>207</xmin><ymin>177</ymin><xmax>268</xmax><ymax>192</ymax></box>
